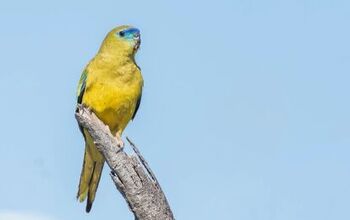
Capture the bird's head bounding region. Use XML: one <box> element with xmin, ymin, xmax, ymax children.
<box><xmin>98</xmin><ymin>25</ymin><xmax>141</xmax><ymax>58</ymax></box>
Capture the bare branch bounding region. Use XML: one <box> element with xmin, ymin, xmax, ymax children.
<box><xmin>75</xmin><ymin>104</ymin><xmax>174</xmax><ymax>220</ymax></box>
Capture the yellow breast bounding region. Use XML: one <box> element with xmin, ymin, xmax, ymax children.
<box><xmin>82</xmin><ymin>62</ymin><xmax>143</xmax><ymax>134</ymax></box>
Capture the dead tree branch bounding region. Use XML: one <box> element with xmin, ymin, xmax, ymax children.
<box><xmin>75</xmin><ymin>104</ymin><xmax>174</xmax><ymax>220</ymax></box>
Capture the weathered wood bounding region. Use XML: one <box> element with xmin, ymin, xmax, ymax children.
<box><xmin>75</xmin><ymin>104</ymin><xmax>174</xmax><ymax>220</ymax></box>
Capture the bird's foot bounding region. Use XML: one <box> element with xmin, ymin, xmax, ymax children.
<box><xmin>116</xmin><ymin>139</ymin><xmax>124</xmax><ymax>149</ymax></box>
<box><xmin>115</xmin><ymin>133</ymin><xmax>124</xmax><ymax>149</ymax></box>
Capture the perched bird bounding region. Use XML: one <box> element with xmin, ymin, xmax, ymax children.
<box><xmin>76</xmin><ymin>25</ymin><xmax>143</xmax><ymax>212</ymax></box>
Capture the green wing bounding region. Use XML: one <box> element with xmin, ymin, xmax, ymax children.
<box><xmin>77</xmin><ymin>70</ymin><xmax>88</xmax><ymax>104</ymax></box>
<box><xmin>76</xmin><ymin>70</ymin><xmax>88</xmax><ymax>139</ymax></box>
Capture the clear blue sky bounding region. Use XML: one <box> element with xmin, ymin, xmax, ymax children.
<box><xmin>0</xmin><ymin>0</ymin><xmax>349</xmax><ymax>219</ymax></box>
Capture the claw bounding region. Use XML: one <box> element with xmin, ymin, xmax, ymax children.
<box><xmin>115</xmin><ymin>132</ymin><xmax>124</xmax><ymax>149</ymax></box>
<box><xmin>116</xmin><ymin>138</ymin><xmax>124</xmax><ymax>149</ymax></box>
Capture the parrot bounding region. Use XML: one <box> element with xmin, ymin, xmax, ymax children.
<box><xmin>76</xmin><ymin>25</ymin><xmax>143</xmax><ymax>213</ymax></box>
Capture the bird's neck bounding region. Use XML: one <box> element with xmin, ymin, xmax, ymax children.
<box><xmin>97</xmin><ymin>50</ymin><xmax>134</xmax><ymax>65</ymax></box>
<box><xmin>88</xmin><ymin>52</ymin><xmax>139</xmax><ymax>81</ymax></box>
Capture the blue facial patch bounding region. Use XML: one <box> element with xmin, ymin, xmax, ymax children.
<box><xmin>117</xmin><ymin>28</ymin><xmax>140</xmax><ymax>40</ymax></box>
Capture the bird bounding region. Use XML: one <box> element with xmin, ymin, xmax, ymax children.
<box><xmin>76</xmin><ymin>25</ymin><xmax>143</xmax><ymax>213</ymax></box>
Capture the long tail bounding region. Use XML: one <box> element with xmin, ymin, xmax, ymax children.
<box><xmin>77</xmin><ymin>136</ymin><xmax>105</xmax><ymax>213</ymax></box>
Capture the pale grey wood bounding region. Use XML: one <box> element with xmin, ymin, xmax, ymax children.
<box><xmin>75</xmin><ymin>104</ymin><xmax>174</xmax><ymax>220</ymax></box>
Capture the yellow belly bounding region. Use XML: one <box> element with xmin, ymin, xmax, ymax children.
<box><xmin>82</xmin><ymin>81</ymin><xmax>140</xmax><ymax>134</ymax></box>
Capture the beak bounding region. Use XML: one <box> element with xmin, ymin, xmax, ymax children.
<box><xmin>134</xmin><ymin>33</ymin><xmax>141</xmax><ymax>50</ymax></box>
<box><xmin>134</xmin><ymin>31</ymin><xmax>140</xmax><ymax>39</ymax></box>
<box><xmin>134</xmin><ymin>37</ymin><xmax>141</xmax><ymax>50</ymax></box>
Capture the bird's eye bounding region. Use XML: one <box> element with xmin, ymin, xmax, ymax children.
<box><xmin>119</xmin><ymin>31</ymin><xmax>125</xmax><ymax>37</ymax></box>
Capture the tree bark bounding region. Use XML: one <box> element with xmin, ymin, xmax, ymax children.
<box><xmin>75</xmin><ymin>105</ymin><xmax>174</xmax><ymax>220</ymax></box>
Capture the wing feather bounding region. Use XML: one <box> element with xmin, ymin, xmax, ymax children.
<box><xmin>76</xmin><ymin>70</ymin><xmax>88</xmax><ymax>139</ymax></box>
<box><xmin>132</xmin><ymin>92</ymin><xmax>142</xmax><ymax>120</ymax></box>
<box><xmin>77</xmin><ymin>70</ymin><xmax>88</xmax><ymax>104</ymax></box>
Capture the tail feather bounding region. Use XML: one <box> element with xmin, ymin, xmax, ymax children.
<box><xmin>86</xmin><ymin>162</ymin><xmax>104</xmax><ymax>212</ymax></box>
<box><xmin>77</xmin><ymin>134</ymin><xmax>105</xmax><ymax>213</ymax></box>
<box><xmin>77</xmin><ymin>146</ymin><xmax>94</xmax><ymax>202</ymax></box>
